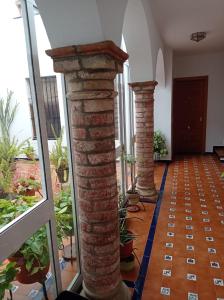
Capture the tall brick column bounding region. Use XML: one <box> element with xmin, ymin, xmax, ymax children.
<box><xmin>47</xmin><ymin>41</ymin><xmax>130</xmax><ymax>300</ymax></box>
<box><xmin>129</xmin><ymin>81</ymin><xmax>158</xmax><ymax>202</ymax></box>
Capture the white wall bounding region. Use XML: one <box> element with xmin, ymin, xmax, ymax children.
<box><xmin>154</xmin><ymin>48</ymin><xmax>173</xmax><ymax>160</ymax></box>
<box><xmin>122</xmin><ymin>0</ymin><xmax>153</xmax><ymax>82</ymax></box>
<box><xmin>174</xmin><ymin>51</ymin><xmax>224</xmax><ymax>152</ymax></box>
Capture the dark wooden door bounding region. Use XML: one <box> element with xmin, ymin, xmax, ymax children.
<box><xmin>173</xmin><ymin>77</ymin><xmax>208</xmax><ymax>154</ymax></box>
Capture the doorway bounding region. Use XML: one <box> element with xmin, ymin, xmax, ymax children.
<box><xmin>172</xmin><ymin>76</ymin><xmax>208</xmax><ymax>154</ymax></box>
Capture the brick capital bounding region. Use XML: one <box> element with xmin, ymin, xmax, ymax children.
<box><xmin>129</xmin><ymin>80</ymin><xmax>158</xmax><ymax>93</ymax></box>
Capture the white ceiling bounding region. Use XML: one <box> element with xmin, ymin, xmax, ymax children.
<box><xmin>150</xmin><ymin>0</ymin><xmax>224</xmax><ymax>55</ymax></box>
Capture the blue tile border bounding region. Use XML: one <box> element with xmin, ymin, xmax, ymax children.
<box><xmin>132</xmin><ymin>163</ymin><xmax>169</xmax><ymax>300</ymax></box>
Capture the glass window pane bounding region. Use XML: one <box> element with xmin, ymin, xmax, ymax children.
<box><xmin>0</xmin><ymin>1</ymin><xmax>46</xmax><ymax>230</ymax></box>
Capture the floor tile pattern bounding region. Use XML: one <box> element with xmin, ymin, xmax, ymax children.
<box><xmin>142</xmin><ymin>155</ymin><xmax>224</xmax><ymax>300</ymax></box>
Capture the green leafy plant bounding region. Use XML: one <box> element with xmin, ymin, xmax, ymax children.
<box><xmin>55</xmin><ymin>188</ymin><xmax>74</xmax><ymax>246</ymax></box>
<box><xmin>0</xmin><ymin>262</ymin><xmax>19</xmax><ymax>300</ymax></box>
<box><xmin>0</xmin><ymin>196</ymin><xmax>38</xmax><ymax>229</ymax></box>
<box><xmin>0</xmin><ymin>197</ymin><xmax>48</xmax><ymax>281</ymax></box>
<box><xmin>23</xmin><ymin>140</ymin><xmax>35</xmax><ymax>161</ymax></box>
<box><xmin>0</xmin><ymin>91</ymin><xmax>18</xmax><ymax>139</ymax></box>
<box><xmin>17</xmin><ymin>226</ymin><xmax>50</xmax><ymax>275</ymax></box>
<box><xmin>0</xmin><ymin>91</ymin><xmax>26</xmax><ymax>194</ymax></box>
<box><xmin>0</xmin><ymin>136</ymin><xmax>25</xmax><ymax>165</ymax></box>
<box><xmin>153</xmin><ymin>130</ymin><xmax>168</xmax><ymax>159</ymax></box>
<box><xmin>50</xmin><ymin>127</ymin><xmax>69</xmax><ymax>183</ymax></box>
<box><xmin>13</xmin><ymin>176</ymin><xmax>41</xmax><ymax>196</ymax></box>
<box><xmin>0</xmin><ymin>160</ymin><xmax>13</xmax><ymax>196</ymax></box>
<box><xmin>50</xmin><ymin>127</ymin><xmax>68</xmax><ymax>170</ymax></box>
<box><xmin>119</xmin><ymin>217</ymin><xmax>136</xmax><ymax>246</ymax></box>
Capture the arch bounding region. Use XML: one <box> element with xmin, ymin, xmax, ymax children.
<box><xmin>122</xmin><ymin>0</ymin><xmax>154</xmax><ymax>82</ymax></box>
<box><xmin>36</xmin><ymin>0</ymin><xmax>162</xmax><ymax>82</ymax></box>
<box><xmin>155</xmin><ymin>48</ymin><xmax>166</xmax><ymax>87</ymax></box>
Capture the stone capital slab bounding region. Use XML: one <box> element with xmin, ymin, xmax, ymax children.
<box><xmin>46</xmin><ymin>40</ymin><xmax>128</xmax><ymax>73</ymax></box>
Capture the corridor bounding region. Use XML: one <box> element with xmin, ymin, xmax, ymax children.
<box><xmin>137</xmin><ymin>155</ymin><xmax>224</xmax><ymax>300</ymax></box>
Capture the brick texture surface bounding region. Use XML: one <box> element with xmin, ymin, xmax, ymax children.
<box><xmin>129</xmin><ymin>81</ymin><xmax>157</xmax><ymax>197</ymax></box>
<box><xmin>47</xmin><ymin>42</ymin><xmax>128</xmax><ymax>298</ymax></box>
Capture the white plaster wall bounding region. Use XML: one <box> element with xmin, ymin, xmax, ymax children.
<box><xmin>141</xmin><ymin>0</ymin><xmax>164</xmax><ymax>78</ymax></box>
<box><xmin>173</xmin><ymin>51</ymin><xmax>224</xmax><ymax>152</ymax></box>
<box><xmin>154</xmin><ymin>48</ymin><xmax>173</xmax><ymax>160</ymax></box>
<box><xmin>122</xmin><ymin>0</ymin><xmax>153</xmax><ymax>82</ymax></box>
<box><xmin>36</xmin><ymin>0</ymin><xmax>104</xmax><ymax>47</ymax></box>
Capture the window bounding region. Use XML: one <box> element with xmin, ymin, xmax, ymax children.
<box><xmin>26</xmin><ymin>76</ymin><xmax>61</xmax><ymax>139</ymax></box>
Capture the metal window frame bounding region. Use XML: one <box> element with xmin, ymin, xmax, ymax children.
<box><xmin>61</xmin><ymin>75</ymin><xmax>82</xmax><ymax>290</ymax></box>
<box><xmin>116</xmin><ymin>63</ymin><xmax>136</xmax><ymax>193</ymax></box>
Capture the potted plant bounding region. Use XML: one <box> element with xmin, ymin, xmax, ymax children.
<box><xmin>9</xmin><ymin>226</ymin><xmax>50</xmax><ymax>285</ymax></box>
<box><xmin>0</xmin><ymin>198</ymin><xmax>49</xmax><ymax>285</ymax></box>
<box><xmin>23</xmin><ymin>140</ymin><xmax>35</xmax><ymax>161</ymax></box>
<box><xmin>13</xmin><ymin>176</ymin><xmax>41</xmax><ymax>196</ymax></box>
<box><xmin>119</xmin><ymin>214</ymin><xmax>136</xmax><ymax>272</ymax></box>
<box><xmin>123</xmin><ymin>154</ymin><xmax>140</xmax><ymax>206</ymax></box>
<box><xmin>153</xmin><ymin>130</ymin><xmax>168</xmax><ymax>160</ymax></box>
<box><xmin>50</xmin><ymin>127</ymin><xmax>69</xmax><ymax>184</ymax></box>
<box><xmin>0</xmin><ymin>262</ymin><xmax>19</xmax><ymax>300</ymax></box>
<box><xmin>120</xmin><ymin>224</ymin><xmax>135</xmax><ymax>259</ymax></box>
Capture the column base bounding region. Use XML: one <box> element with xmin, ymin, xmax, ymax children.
<box><xmin>81</xmin><ymin>281</ymin><xmax>131</xmax><ymax>300</ymax></box>
<box><xmin>137</xmin><ymin>186</ymin><xmax>158</xmax><ymax>203</ymax></box>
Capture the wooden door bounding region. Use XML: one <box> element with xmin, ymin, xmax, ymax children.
<box><xmin>173</xmin><ymin>77</ymin><xmax>208</xmax><ymax>154</ymax></box>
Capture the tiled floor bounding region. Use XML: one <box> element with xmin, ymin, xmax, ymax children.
<box><xmin>142</xmin><ymin>155</ymin><xmax>224</xmax><ymax>300</ymax></box>
<box><xmin>5</xmin><ymin>155</ymin><xmax>224</xmax><ymax>299</ymax></box>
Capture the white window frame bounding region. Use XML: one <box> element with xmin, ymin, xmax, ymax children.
<box><xmin>0</xmin><ymin>0</ymin><xmax>82</xmax><ymax>295</ymax></box>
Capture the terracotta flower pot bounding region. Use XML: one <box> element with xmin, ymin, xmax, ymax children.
<box><xmin>120</xmin><ymin>239</ymin><xmax>133</xmax><ymax>259</ymax></box>
<box><xmin>9</xmin><ymin>255</ymin><xmax>49</xmax><ymax>284</ymax></box>
<box><xmin>22</xmin><ymin>189</ymin><xmax>36</xmax><ymax>196</ymax></box>
<box><xmin>120</xmin><ymin>254</ymin><xmax>135</xmax><ymax>272</ymax></box>
<box><xmin>126</xmin><ymin>191</ymin><xmax>140</xmax><ymax>205</ymax></box>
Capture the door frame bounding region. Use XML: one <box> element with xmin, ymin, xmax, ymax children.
<box><xmin>172</xmin><ymin>76</ymin><xmax>208</xmax><ymax>156</ymax></box>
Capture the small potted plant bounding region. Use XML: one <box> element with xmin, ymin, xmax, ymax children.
<box><xmin>120</xmin><ymin>220</ymin><xmax>135</xmax><ymax>259</ymax></box>
<box><xmin>119</xmin><ymin>215</ymin><xmax>136</xmax><ymax>272</ymax></box>
<box><xmin>23</xmin><ymin>140</ymin><xmax>35</xmax><ymax>161</ymax></box>
<box><xmin>153</xmin><ymin>130</ymin><xmax>168</xmax><ymax>160</ymax></box>
<box><xmin>123</xmin><ymin>154</ymin><xmax>140</xmax><ymax>206</ymax></box>
<box><xmin>13</xmin><ymin>176</ymin><xmax>41</xmax><ymax>196</ymax></box>
<box><xmin>50</xmin><ymin>128</ymin><xmax>69</xmax><ymax>184</ymax></box>
<box><xmin>0</xmin><ymin>262</ymin><xmax>19</xmax><ymax>300</ymax></box>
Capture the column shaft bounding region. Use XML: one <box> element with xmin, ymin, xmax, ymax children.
<box><xmin>129</xmin><ymin>81</ymin><xmax>158</xmax><ymax>201</ymax></box>
<box><xmin>47</xmin><ymin>41</ymin><xmax>130</xmax><ymax>299</ymax></box>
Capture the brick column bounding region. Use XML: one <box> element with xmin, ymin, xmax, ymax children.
<box><xmin>129</xmin><ymin>81</ymin><xmax>158</xmax><ymax>202</ymax></box>
<box><xmin>47</xmin><ymin>41</ymin><xmax>130</xmax><ymax>300</ymax></box>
